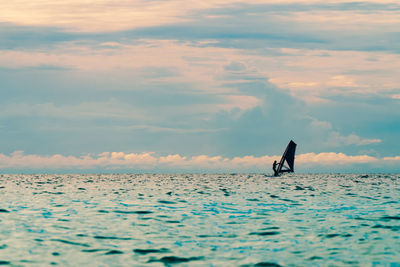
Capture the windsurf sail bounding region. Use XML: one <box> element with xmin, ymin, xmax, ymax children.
<box><xmin>277</xmin><ymin>140</ymin><xmax>297</xmax><ymax>174</ymax></box>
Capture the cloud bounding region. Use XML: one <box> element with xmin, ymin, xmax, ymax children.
<box><xmin>0</xmin><ymin>151</ymin><xmax>157</xmax><ymax>169</ymax></box>
<box><xmin>127</xmin><ymin>125</ymin><xmax>227</xmax><ymax>134</ymax></box>
<box><xmin>224</xmin><ymin>61</ymin><xmax>247</xmax><ymax>71</ymax></box>
<box><xmin>1</xmin><ymin>1</ymin><xmax>400</xmax><ymax>60</ymax></box>
<box><xmin>326</xmin><ymin>132</ymin><xmax>381</xmax><ymax>147</ymax></box>
<box><xmin>0</xmin><ymin>39</ymin><xmax>396</xmax><ymax>158</ymax></box>
<box><xmin>309</xmin><ymin>120</ymin><xmax>332</xmax><ymax>131</ymax></box>
<box><xmin>0</xmin><ymin>94</ymin><xmax>259</xmax><ymax>123</ymax></box>
<box><xmin>4</xmin><ymin>1</ymin><xmax>398</xmax><ymax>33</ymax></box>
<box><xmin>297</xmin><ymin>152</ymin><xmax>378</xmax><ymax>165</ymax></box>
<box><xmin>0</xmin><ymin>100</ymin><xmax>147</xmax><ymax>120</ymax></box>
<box><xmin>383</xmin><ymin>156</ymin><xmax>400</xmax><ymax>161</ymax></box>
<box><xmin>1</xmin><ymin>151</ymin><xmax>399</xmax><ymax>173</ymax></box>
<box><xmin>0</xmin><ymin>1</ymin><xmax>192</xmax><ymax>32</ymax></box>
<box><xmin>217</xmin><ymin>95</ymin><xmax>261</xmax><ymax>111</ymax></box>
<box><xmin>1</xmin><ymin>1</ymin><xmax>399</xmax><ymax>164</ymax></box>
<box><xmin>159</xmin><ymin>154</ymin><xmax>187</xmax><ymax>165</ymax></box>
<box><xmin>391</xmin><ymin>94</ymin><xmax>400</xmax><ymax>100</ymax></box>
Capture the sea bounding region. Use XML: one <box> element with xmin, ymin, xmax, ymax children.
<box><xmin>0</xmin><ymin>173</ymin><xmax>399</xmax><ymax>266</ymax></box>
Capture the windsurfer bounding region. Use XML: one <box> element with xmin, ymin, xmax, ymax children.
<box><xmin>273</xmin><ymin>160</ymin><xmax>279</xmax><ymax>177</ymax></box>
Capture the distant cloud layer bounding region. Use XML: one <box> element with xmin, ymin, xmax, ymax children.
<box><xmin>1</xmin><ymin>151</ymin><xmax>398</xmax><ymax>173</ymax></box>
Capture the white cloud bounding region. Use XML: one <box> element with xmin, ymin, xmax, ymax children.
<box><xmin>297</xmin><ymin>152</ymin><xmax>378</xmax><ymax>165</ymax></box>
<box><xmin>1</xmin><ymin>151</ymin><xmax>398</xmax><ymax>172</ymax></box>
<box><xmin>159</xmin><ymin>154</ymin><xmax>187</xmax><ymax>165</ymax></box>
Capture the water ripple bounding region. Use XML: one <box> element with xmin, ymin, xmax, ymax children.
<box><xmin>0</xmin><ymin>173</ymin><xmax>398</xmax><ymax>265</ymax></box>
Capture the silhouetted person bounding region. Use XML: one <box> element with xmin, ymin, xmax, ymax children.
<box><xmin>273</xmin><ymin>160</ymin><xmax>279</xmax><ymax>177</ymax></box>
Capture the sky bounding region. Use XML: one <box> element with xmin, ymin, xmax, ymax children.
<box><xmin>0</xmin><ymin>0</ymin><xmax>399</xmax><ymax>173</ymax></box>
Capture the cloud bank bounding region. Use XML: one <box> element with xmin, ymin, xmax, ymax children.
<box><xmin>0</xmin><ymin>151</ymin><xmax>398</xmax><ymax>173</ymax></box>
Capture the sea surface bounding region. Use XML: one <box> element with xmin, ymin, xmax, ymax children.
<box><xmin>0</xmin><ymin>173</ymin><xmax>399</xmax><ymax>266</ymax></box>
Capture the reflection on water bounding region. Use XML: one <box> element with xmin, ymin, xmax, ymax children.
<box><xmin>0</xmin><ymin>174</ymin><xmax>399</xmax><ymax>266</ymax></box>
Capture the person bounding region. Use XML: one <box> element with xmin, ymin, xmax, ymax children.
<box><xmin>273</xmin><ymin>160</ymin><xmax>279</xmax><ymax>177</ymax></box>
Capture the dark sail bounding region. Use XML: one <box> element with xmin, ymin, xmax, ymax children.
<box><xmin>277</xmin><ymin>140</ymin><xmax>297</xmax><ymax>173</ymax></box>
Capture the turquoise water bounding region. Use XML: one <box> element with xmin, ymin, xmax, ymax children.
<box><xmin>0</xmin><ymin>174</ymin><xmax>399</xmax><ymax>266</ymax></box>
